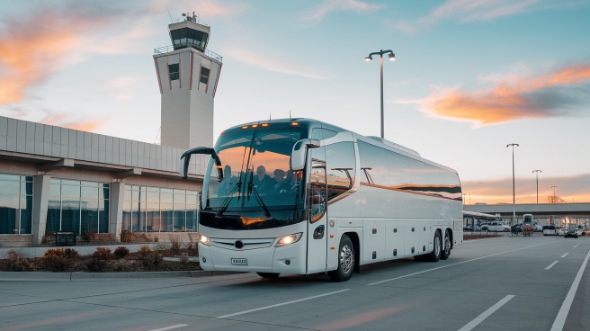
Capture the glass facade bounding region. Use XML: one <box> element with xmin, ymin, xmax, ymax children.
<box><xmin>0</xmin><ymin>174</ymin><xmax>33</xmax><ymax>234</ymax></box>
<box><xmin>47</xmin><ymin>179</ymin><xmax>109</xmax><ymax>235</ymax></box>
<box><xmin>122</xmin><ymin>185</ymin><xmax>198</xmax><ymax>233</ymax></box>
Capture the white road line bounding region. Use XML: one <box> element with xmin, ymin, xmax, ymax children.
<box><xmin>574</xmin><ymin>243</ymin><xmax>581</xmax><ymax>249</ymax></box>
<box><xmin>369</xmin><ymin>240</ymin><xmax>560</xmax><ymax>286</ymax></box>
<box><xmin>148</xmin><ymin>324</ymin><xmax>188</xmax><ymax>331</ymax></box>
<box><xmin>550</xmin><ymin>248</ymin><xmax>590</xmax><ymax>331</ymax></box>
<box><xmin>561</xmin><ymin>253</ymin><xmax>569</xmax><ymax>258</ymax></box>
<box><xmin>457</xmin><ymin>295</ymin><xmax>515</xmax><ymax>331</ymax></box>
<box><xmin>217</xmin><ymin>289</ymin><xmax>350</xmax><ymax>319</ymax></box>
<box><xmin>545</xmin><ymin>261</ymin><xmax>559</xmax><ymax>270</ymax></box>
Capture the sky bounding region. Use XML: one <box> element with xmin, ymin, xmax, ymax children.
<box><xmin>1</xmin><ymin>0</ymin><xmax>589</xmax><ymax>205</ymax></box>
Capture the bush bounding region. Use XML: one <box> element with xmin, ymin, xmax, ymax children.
<box><xmin>170</xmin><ymin>236</ymin><xmax>182</xmax><ymax>254</ymax></box>
<box><xmin>42</xmin><ymin>249</ymin><xmax>71</xmax><ymax>271</ymax></box>
<box><xmin>5</xmin><ymin>250</ymin><xmax>34</xmax><ymax>271</ymax></box>
<box><xmin>138</xmin><ymin>245</ymin><xmax>163</xmax><ymax>269</ymax></box>
<box><xmin>113</xmin><ymin>246</ymin><xmax>129</xmax><ymax>259</ymax></box>
<box><xmin>64</xmin><ymin>248</ymin><xmax>79</xmax><ymax>259</ymax></box>
<box><xmin>138</xmin><ymin>245</ymin><xmax>151</xmax><ymax>257</ymax></box>
<box><xmin>92</xmin><ymin>247</ymin><xmax>112</xmax><ymax>260</ymax></box>
<box><xmin>86</xmin><ymin>258</ymin><xmax>107</xmax><ymax>272</ymax></box>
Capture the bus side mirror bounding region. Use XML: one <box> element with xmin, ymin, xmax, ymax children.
<box><xmin>291</xmin><ymin>139</ymin><xmax>320</xmax><ymax>171</ymax></box>
<box><xmin>180</xmin><ymin>147</ymin><xmax>223</xmax><ymax>181</ymax></box>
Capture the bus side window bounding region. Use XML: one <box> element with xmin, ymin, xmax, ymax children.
<box><xmin>326</xmin><ymin>142</ymin><xmax>356</xmax><ymax>201</ymax></box>
<box><xmin>309</xmin><ymin>165</ymin><xmax>327</xmax><ymax>222</ymax></box>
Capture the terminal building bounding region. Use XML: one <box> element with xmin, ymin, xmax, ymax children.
<box><xmin>463</xmin><ymin>203</ymin><xmax>590</xmax><ymax>228</ymax></box>
<box><xmin>0</xmin><ymin>14</ymin><xmax>219</xmax><ymax>247</ymax></box>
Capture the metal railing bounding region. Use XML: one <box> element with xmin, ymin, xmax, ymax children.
<box><xmin>153</xmin><ymin>45</ymin><xmax>223</xmax><ymax>63</ymax></box>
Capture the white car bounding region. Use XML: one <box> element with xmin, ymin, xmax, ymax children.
<box><xmin>543</xmin><ymin>225</ymin><xmax>558</xmax><ymax>236</ymax></box>
<box><xmin>480</xmin><ymin>221</ymin><xmax>510</xmax><ymax>232</ymax></box>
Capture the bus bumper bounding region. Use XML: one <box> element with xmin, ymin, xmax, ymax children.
<box><xmin>198</xmin><ymin>238</ymin><xmax>307</xmax><ymax>275</ymax></box>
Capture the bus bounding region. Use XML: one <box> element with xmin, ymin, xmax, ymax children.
<box><xmin>180</xmin><ymin>118</ymin><xmax>463</xmax><ymax>281</ymax></box>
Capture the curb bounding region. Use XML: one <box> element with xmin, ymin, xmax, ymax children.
<box><xmin>0</xmin><ymin>270</ymin><xmax>238</xmax><ymax>281</ymax></box>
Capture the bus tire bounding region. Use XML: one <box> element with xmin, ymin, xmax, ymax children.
<box><xmin>328</xmin><ymin>235</ymin><xmax>355</xmax><ymax>282</ymax></box>
<box><xmin>426</xmin><ymin>231</ymin><xmax>442</xmax><ymax>262</ymax></box>
<box><xmin>440</xmin><ymin>230</ymin><xmax>451</xmax><ymax>260</ymax></box>
<box><xmin>257</xmin><ymin>272</ymin><xmax>280</xmax><ymax>279</ymax></box>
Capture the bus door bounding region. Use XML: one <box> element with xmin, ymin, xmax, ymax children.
<box><xmin>306</xmin><ymin>157</ymin><xmax>328</xmax><ymax>274</ymax></box>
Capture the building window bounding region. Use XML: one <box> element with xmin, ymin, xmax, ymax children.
<box><xmin>122</xmin><ymin>185</ymin><xmax>198</xmax><ymax>233</ymax></box>
<box><xmin>0</xmin><ymin>174</ymin><xmax>32</xmax><ymax>234</ymax></box>
<box><xmin>47</xmin><ymin>179</ymin><xmax>109</xmax><ymax>236</ymax></box>
<box><xmin>169</xmin><ymin>63</ymin><xmax>179</xmax><ymax>81</ymax></box>
<box><xmin>200</xmin><ymin>67</ymin><xmax>210</xmax><ymax>84</ymax></box>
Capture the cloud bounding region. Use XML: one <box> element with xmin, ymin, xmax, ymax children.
<box><xmin>226</xmin><ymin>48</ymin><xmax>329</xmax><ymax>80</ymax></box>
<box><xmin>462</xmin><ymin>173</ymin><xmax>590</xmax><ymax>204</ymax></box>
<box><xmin>0</xmin><ymin>3</ymin><xmax>129</xmax><ymax>105</ymax></box>
<box><xmin>303</xmin><ymin>0</ymin><xmax>384</xmax><ymax>22</ymax></box>
<box><xmin>392</xmin><ymin>0</ymin><xmax>547</xmax><ymax>34</ymax></box>
<box><xmin>418</xmin><ymin>60</ymin><xmax>590</xmax><ymax>125</ymax></box>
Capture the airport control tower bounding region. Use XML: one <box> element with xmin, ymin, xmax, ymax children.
<box><xmin>154</xmin><ymin>12</ymin><xmax>222</xmax><ymax>150</ymax></box>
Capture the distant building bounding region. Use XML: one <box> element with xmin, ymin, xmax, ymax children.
<box><xmin>0</xmin><ymin>14</ymin><xmax>220</xmax><ymax>247</ymax></box>
<box><xmin>464</xmin><ymin>203</ymin><xmax>590</xmax><ymax>227</ymax></box>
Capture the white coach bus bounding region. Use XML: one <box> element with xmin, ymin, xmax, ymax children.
<box><xmin>180</xmin><ymin>119</ymin><xmax>463</xmax><ymax>281</ymax></box>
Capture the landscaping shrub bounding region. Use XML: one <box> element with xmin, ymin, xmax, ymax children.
<box><xmin>170</xmin><ymin>236</ymin><xmax>182</xmax><ymax>254</ymax></box>
<box><xmin>86</xmin><ymin>258</ymin><xmax>107</xmax><ymax>272</ymax></box>
<box><xmin>138</xmin><ymin>245</ymin><xmax>163</xmax><ymax>269</ymax></box>
<box><xmin>92</xmin><ymin>247</ymin><xmax>112</xmax><ymax>260</ymax></box>
<box><xmin>113</xmin><ymin>246</ymin><xmax>129</xmax><ymax>259</ymax></box>
<box><xmin>5</xmin><ymin>250</ymin><xmax>34</xmax><ymax>271</ymax></box>
<box><xmin>42</xmin><ymin>249</ymin><xmax>71</xmax><ymax>271</ymax></box>
<box><xmin>64</xmin><ymin>248</ymin><xmax>79</xmax><ymax>259</ymax></box>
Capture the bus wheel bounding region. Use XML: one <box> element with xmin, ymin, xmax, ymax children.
<box><xmin>440</xmin><ymin>230</ymin><xmax>451</xmax><ymax>260</ymax></box>
<box><xmin>257</xmin><ymin>272</ymin><xmax>280</xmax><ymax>279</ymax></box>
<box><xmin>426</xmin><ymin>231</ymin><xmax>442</xmax><ymax>262</ymax></box>
<box><xmin>328</xmin><ymin>235</ymin><xmax>355</xmax><ymax>282</ymax></box>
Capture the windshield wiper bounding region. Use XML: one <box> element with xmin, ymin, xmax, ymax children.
<box><xmin>216</xmin><ymin>173</ymin><xmax>243</xmax><ymax>217</ymax></box>
<box><xmin>245</xmin><ymin>169</ymin><xmax>271</xmax><ymax>218</ymax></box>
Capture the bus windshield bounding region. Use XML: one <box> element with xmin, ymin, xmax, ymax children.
<box><xmin>200</xmin><ymin>124</ymin><xmax>306</xmax><ymax>230</ymax></box>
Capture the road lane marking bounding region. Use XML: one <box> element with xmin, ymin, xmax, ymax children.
<box><xmin>550</xmin><ymin>248</ymin><xmax>590</xmax><ymax>331</ymax></box>
<box><xmin>545</xmin><ymin>261</ymin><xmax>558</xmax><ymax>270</ymax></box>
<box><xmin>561</xmin><ymin>253</ymin><xmax>569</xmax><ymax>258</ymax></box>
<box><xmin>368</xmin><ymin>240</ymin><xmax>560</xmax><ymax>286</ymax></box>
<box><xmin>148</xmin><ymin>324</ymin><xmax>188</xmax><ymax>331</ymax></box>
<box><xmin>574</xmin><ymin>243</ymin><xmax>581</xmax><ymax>249</ymax></box>
<box><xmin>457</xmin><ymin>295</ymin><xmax>515</xmax><ymax>331</ymax></box>
<box><xmin>217</xmin><ymin>289</ymin><xmax>350</xmax><ymax>319</ymax></box>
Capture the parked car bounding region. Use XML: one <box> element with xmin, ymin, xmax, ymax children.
<box><xmin>480</xmin><ymin>221</ymin><xmax>510</xmax><ymax>232</ymax></box>
<box><xmin>543</xmin><ymin>225</ymin><xmax>558</xmax><ymax>236</ymax></box>
<box><xmin>564</xmin><ymin>225</ymin><xmax>579</xmax><ymax>238</ymax></box>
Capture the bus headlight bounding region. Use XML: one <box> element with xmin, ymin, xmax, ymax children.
<box><xmin>276</xmin><ymin>233</ymin><xmax>302</xmax><ymax>246</ymax></box>
<box><xmin>199</xmin><ymin>234</ymin><xmax>211</xmax><ymax>246</ymax></box>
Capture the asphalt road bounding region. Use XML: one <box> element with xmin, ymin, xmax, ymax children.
<box><xmin>1</xmin><ymin>235</ymin><xmax>589</xmax><ymax>331</ymax></box>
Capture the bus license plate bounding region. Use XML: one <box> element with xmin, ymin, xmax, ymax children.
<box><xmin>231</xmin><ymin>258</ymin><xmax>248</xmax><ymax>266</ymax></box>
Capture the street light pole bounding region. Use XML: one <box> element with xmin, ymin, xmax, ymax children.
<box><xmin>365</xmin><ymin>49</ymin><xmax>395</xmax><ymax>139</ymax></box>
<box><xmin>532</xmin><ymin>170</ymin><xmax>542</xmax><ymax>204</ymax></box>
<box><xmin>551</xmin><ymin>185</ymin><xmax>558</xmax><ymax>203</ymax></box>
<box><xmin>506</xmin><ymin>143</ymin><xmax>519</xmax><ymax>225</ymax></box>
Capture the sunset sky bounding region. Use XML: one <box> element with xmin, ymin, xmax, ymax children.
<box><xmin>1</xmin><ymin>0</ymin><xmax>589</xmax><ymax>204</ymax></box>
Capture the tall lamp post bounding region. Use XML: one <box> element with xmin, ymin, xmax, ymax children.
<box><xmin>532</xmin><ymin>170</ymin><xmax>542</xmax><ymax>204</ymax></box>
<box><xmin>506</xmin><ymin>143</ymin><xmax>519</xmax><ymax>225</ymax></box>
<box><xmin>365</xmin><ymin>49</ymin><xmax>395</xmax><ymax>138</ymax></box>
<box><xmin>551</xmin><ymin>185</ymin><xmax>558</xmax><ymax>203</ymax></box>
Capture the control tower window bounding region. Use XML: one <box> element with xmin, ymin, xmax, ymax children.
<box><xmin>200</xmin><ymin>67</ymin><xmax>210</xmax><ymax>84</ymax></box>
<box><xmin>170</xmin><ymin>28</ymin><xmax>209</xmax><ymax>52</ymax></box>
<box><xmin>168</xmin><ymin>64</ymin><xmax>179</xmax><ymax>81</ymax></box>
